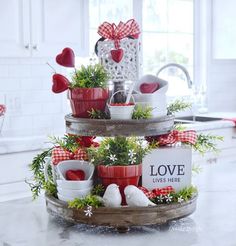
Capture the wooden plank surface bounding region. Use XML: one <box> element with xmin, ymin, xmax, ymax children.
<box><xmin>45</xmin><ymin>194</ymin><xmax>197</xmax><ymax>228</ymax></box>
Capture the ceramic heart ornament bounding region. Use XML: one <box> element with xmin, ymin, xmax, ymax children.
<box><xmin>56</xmin><ymin>47</ymin><xmax>75</xmax><ymax>67</ymax></box>
<box><xmin>111</xmin><ymin>49</ymin><xmax>124</xmax><ymax>63</ymax></box>
<box><xmin>140</xmin><ymin>82</ymin><xmax>160</xmax><ymax>94</ymax></box>
<box><xmin>52</xmin><ymin>74</ymin><xmax>69</xmax><ymax>93</ymax></box>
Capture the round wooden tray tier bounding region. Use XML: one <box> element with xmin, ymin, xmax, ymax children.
<box><xmin>45</xmin><ymin>194</ymin><xmax>197</xmax><ymax>232</ymax></box>
<box><xmin>65</xmin><ymin>114</ymin><xmax>175</xmax><ymax>136</ymax></box>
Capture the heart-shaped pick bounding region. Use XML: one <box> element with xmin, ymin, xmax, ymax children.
<box><xmin>56</xmin><ymin>47</ymin><xmax>75</xmax><ymax>67</ymax></box>
<box><xmin>140</xmin><ymin>82</ymin><xmax>160</xmax><ymax>94</ymax></box>
<box><xmin>52</xmin><ymin>74</ymin><xmax>69</xmax><ymax>93</ymax></box>
<box><xmin>111</xmin><ymin>49</ymin><xmax>124</xmax><ymax>63</ymax></box>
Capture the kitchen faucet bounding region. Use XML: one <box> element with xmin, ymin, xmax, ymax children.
<box><xmin>156</xmin><ymin>63</ymin><xmax>193</xmax><ymax>89</ymax></box>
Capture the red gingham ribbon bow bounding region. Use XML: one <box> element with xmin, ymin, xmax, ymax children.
<box><xmin>98</xmin><ymin>19</ymin><xmax>140</xmax><ymax>49</ymax></box>
<box><xmin>156</xmin><ymin>130</ymin><xmax>197</xmax><ymax>146</ymax></box>
<box><xmin>51</xmin><ymin>147</ymin><xmax>88</xmax><ymax>165</ymax></box>
<box><xmin>139</xmin><ymin>186</ymin><xmax>175</xmax><ymax>199</ymax></box>
<box><xmin>0</xmin><ymin>104</ymin><xmax>6</xmax><ymax>116</ymax></box>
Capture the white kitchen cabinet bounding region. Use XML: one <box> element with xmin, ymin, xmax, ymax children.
<box><xmin>0</xmin><ymin>0</ymin><xmax>30</xmax><ymax>57</ymax></box>
<box><xmin>0</xmin><ymin>0</ymin><xmax>88</xmax><ymax>57</ymax></box>
<box><xmin>193</xmin><ymin>127</ymin><xmax>236</xmax><ymax>165</ymax></box>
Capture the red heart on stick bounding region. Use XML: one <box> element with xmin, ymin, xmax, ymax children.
<box><xmin>140</xmin><ymin>82</ymin><xmax>160</xmax><ymax>94</ymax></box>
<box><xmin>56</xmin><ymin>47</ymin><xmax>75</xmax><ymax>67</ymax></box>
<box><xmin>111</xmin><ymin>49</ymin><xmax>124</xmax><ymax>63</ymax></box>
<box><xmin>52</xmin><ymin>74</ymin><xmax>69</xmax><ymax>93</ymax></box>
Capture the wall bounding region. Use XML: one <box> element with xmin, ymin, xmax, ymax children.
<box><xmin>0</xmin><ymin>57</ymin><xmax>69</xmax><ymax>152</ymax></box>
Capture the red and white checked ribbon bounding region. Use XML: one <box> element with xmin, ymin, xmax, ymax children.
<box><xmin>0</xmin><ymin>104</ymin><xmax>6</xmax><ymax>116</ymax></box>
<box><xmin>156</xmin><ymin>130</ymin><xmax>197</xmax><ymax>146</ymax></box>
<box><xmin>98</xmin><ymin>19</ymin><xmax>140</xmax><ymax>49</ymax></box>
<box><xmin>139</xmin><ymin>186</ymin><xmax>175</xmax><ymax>199</ymax></box>
<box><xmin>51</xmin><ymin>146</ymin><xmax>88</xmax><ymax>165</ymax></box>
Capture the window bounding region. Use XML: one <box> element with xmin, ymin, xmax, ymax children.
<box><xmin>88</xmin><ymin>0</ymin><xmax>194</xmax><ymax>97</ymax></box>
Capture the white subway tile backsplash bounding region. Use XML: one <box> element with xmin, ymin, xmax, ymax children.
<box><xmin>21</xmin><ymin>102</ymin><xmax>43</xmax><ymax>115</ymax></box>
<box><xmin>9</xmin><ymin>115</ymin><xmax>33</xmax><ymax>130</ymax></box>
<box><xmin>30</xmin><ymin>64</ymin><xmax>52</xmax><ymax>77</ymax></box>
<box><xmin>0</xmin><ymin>65</ymin><xmax>8</xmax><ymax>77</ymax></box>
<box><xmin>1</xmin><ymin>78</ymin><xmax>21</xmax><ymax>91</ymax></box>
<box><xmin>8</xmin><ymin>64</ymin><xmax>31</xmax><ymax>78</ymax></box>
<box><xmin>20</xmin><ymin>78</ymin><xmax>43</xmax><ymax>90</ymax></box>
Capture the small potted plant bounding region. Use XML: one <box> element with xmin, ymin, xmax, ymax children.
<box><xmin>68</xmin><ymin>64</ymin><xmax>110</xmax><ymax>118</ymax></box>
<box><xmin>88</xmin><ymin>136</ymin><xmax>150</xmax><ymax>204</ymax></box>
<box><xmin>51</xmin><ymin>47</ymin><xmax>110</xmax><ymax>118</ymax></box>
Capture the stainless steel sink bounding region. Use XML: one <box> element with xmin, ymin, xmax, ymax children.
<box><xmin>174</xmin><ymin>115</ymin><xmax>223</xmax><ymax>124</ymax></box>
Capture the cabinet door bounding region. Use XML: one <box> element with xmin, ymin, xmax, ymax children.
<box><xmin>0</xmin><ymin>0</ymin><xmax>30</xmax><ymax>57</ymax></box>
<box><xmin>31</xmin><ymin>0</ymin><xmax>88</xmax><ymax>57</ymax></box>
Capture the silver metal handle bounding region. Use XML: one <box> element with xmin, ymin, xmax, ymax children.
<box><xmin>24</xmin><ymin>44</ymin><xmax>30</xmax><ymax>49</ymax></box>
<box><xmin>232</xmin><ymin>136</ymin><xmax>236</xmax><ymax>139</ymax></box>
<box><xmin>32</xmin><ymin>44</ymin><xmax>38</xmax><ymax>50</ymax></box>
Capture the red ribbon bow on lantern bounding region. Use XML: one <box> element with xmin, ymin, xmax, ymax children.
<box><xmin>150</xmin><ymin>130</ymin><xmax>197</xmax><ymax>146</ymax></box>
<box><xmin>98</xmin><ymin>19</ymin><xmax>140</xmax><ymax>49</ymax></box>
<box><xmin>0</xmin><ymin>104</ymin><xmax>6</xmax><ymax>116</ymax></box>
<box><xmin>51</xmin><ymin>147</ymin><xmax>88</xmax><ymax>165</ymax></box>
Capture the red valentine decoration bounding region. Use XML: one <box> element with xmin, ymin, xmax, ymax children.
<box><xmin>66</xmin><ymin>169</ymin><xmax>85</xmax><ymax>181</ymax></box>
<box><xmin>68</xmin><ymin>88</ymin><xmax>109</xmax><ymax>118</ymax></box>
<box><xmin>139</xmin><ymin>82</ymin><xmax>159</xmax><ymax>94</ymax></box>
<box><xmin>146</xmin><ymin>130</ymin><xmax>197</xmax><ymax>146</ymax></box>
<box><xmin>152</xmin><ymin>186</ymin><xmax>175</xmax><ymax>196</ymax></box>
<box><xmin>98</xmin><ymin>19</ymin><xmax>140</xmax><ymax>49</ymax></box>
<box><xmin>52</xmin><ymin>74</ymin><xmax>69</xmax><ymax>93</ymax></box>
<box><xmin>51</xmin><ymin>147</ymin><xmax>88</xmax><ymax>165</ymax></box>
<box><xmin>138</xmin><ymin>186</ymin><xmax>175</xmax><ymax>199</ymax></box>
<box><xmin>0</xmin><ymin>104</ymin><xmax>6</xmax><ymax>116</ymax></box>
<box><xmin>56</xmin><ymin>47</ymin><xmax>75</xmax><ymax>67</ymax></box>
<box><xmin>76</xmin><ymin>136</ymin><xmax>99</xmax><ymax>148</ymax></box>
<box><xmin>111</xmin><ymin>48</ymin><xmax>124</xmax><ymax>63</ymax></box>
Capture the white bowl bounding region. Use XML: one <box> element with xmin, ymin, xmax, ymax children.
<box><xmin>56</xmin><ymin>179</ymin><xmax>93</xmax><ymax>190</ymax></box>
<box><xmin>57</xmin><ymin>160</ymin><xmax>94</xmax><ymax>180</ymax></box>
<box><xmin>57</xmin><ymin>187</ymin><xmax>92</xmax><ymax>198</ymax></box>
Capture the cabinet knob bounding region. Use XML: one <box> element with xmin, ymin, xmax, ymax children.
<box><xmin>33</xmin><ymin>45</ymin><xmax>38</xmax><ymax>50</ymax></box>
<box><xmin>24</xmin><ymin>44</ymin><xmax>30</xmax><ymax>49</ymax></box>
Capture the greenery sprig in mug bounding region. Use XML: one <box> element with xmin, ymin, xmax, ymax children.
<box><xmin>27</xmin><ymin>134</ymin><xmax>93</xmax><ymax>199</ymax></box>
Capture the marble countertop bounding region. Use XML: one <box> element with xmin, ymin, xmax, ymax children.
<box><xmin>1</xmin><ymin>160</ymin><xmax>236</xmax><ymax>246</ymax></box>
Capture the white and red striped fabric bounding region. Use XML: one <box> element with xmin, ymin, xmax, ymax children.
<box><xmin>51</xmin><ymin>146</ymin><xmax>88</xmax><ymax>165</ymax></box>
<box><xmin>98</xmin><ymin>19</ymin><xmax>140</xmax><ymax>49</ymax></box>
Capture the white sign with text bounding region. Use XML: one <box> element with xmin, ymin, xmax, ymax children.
<box><xmin>142</xmin><ymin>146</ymin><xmax>192</xmax><ymax>191</ymax></box>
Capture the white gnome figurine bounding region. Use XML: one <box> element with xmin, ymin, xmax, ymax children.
<box><xmin>102</xmin><ymin>184</ymin><xmax>122</xmax><ymax>207</ymax></box>
<box><xmin>124</xmin><ymin>185</ymin><xmax>156</xmax><ymax>207</ymax></box>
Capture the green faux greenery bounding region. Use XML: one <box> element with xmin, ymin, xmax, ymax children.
<box><xmin>88</xmin><ymin>108</ymin><xmax>109</xmax><ymax>119</ymax></box>
<box><xmin>91</xmin><ymin>184</ymin><xmax>105</xmax><ymax>196</ymax></box>
<box><xmin>27</xmin><ymin>148</ymin><xmax>56</xmax><ymax>199</ymax></box>
<box><xmin>70</xmin><ymin>64</ymin><xmax>109</xmax><ymax>89</ymax></box>
<box><xmin>167</xmin><ymin>99</ymin><xmax>192</xmax><ymax>115</ymax></box>
<box><xmin>191</xmin><ymin>133</ymin><xmax>223</xmax><ymax>154</ymax></box>
<box><xmin>132</xmin><ymin>105</ymin><xmax>153</xmax><ymax>120</ymax></box>
<box><xmin>68</xmin><ymin>195</ymin><xmax>103</xmax><ymax>209</ymax></box>
<box><xmin>151</xmin><ymin>185</ymin><xmax>197</xmax><ymax>205</ymax></box>
<box><xmin>48</xmin><ymin>134</ymin><xmax>81</xmax><ymax>153</ymax></box>
<box><xmin>88</xmin><ymin>136</ymin><xmax>150</xmax><ymax>166</ymax></box>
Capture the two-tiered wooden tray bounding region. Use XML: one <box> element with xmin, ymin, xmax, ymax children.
<box><xmin>45</xmin><ymin>114</ymin><xmax>197</xmax><ymax>232</ymax></box>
